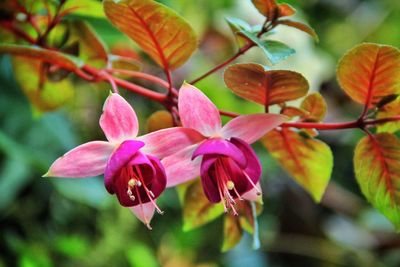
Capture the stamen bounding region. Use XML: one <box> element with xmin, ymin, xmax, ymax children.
<box><xmin>226</xmin><ymin>181</ymin><xmax>235</xmax><ymax>190</ymax></box>
<box><xmin>243</xmin><ymin>172</ymin><xmax>261</xmax><ymax>195</ymax></box>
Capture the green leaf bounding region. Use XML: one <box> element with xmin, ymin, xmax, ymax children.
<box><xmin>182</xmin><ymin>179</ymin><xmax>224</xmax><ymax>231</ymax></box>
<box><xmin>221</xmin><ymin>215</ymin><xmax>243</xmax><ymax>252</ymax></box>
<box><xmin>377</xmin><ymin>97</ymin><xmax>400</xmax><ymax>133</ymax></box>
<box><xmin>354</xmin><ymin>133</ymin><xmax>400</xmax><ymax>231</ymax></box>
<box><xmin>63</xmin><ymin>0</ymin><xmax>105</xmax><ymax>18</ymax></box>
<box><xmin>103</xmin><ymin>0</ymin><xmax>197</xmax><ymax>70</ymax></box>
<box><xmin>0</xmin><ymin>44</ymin><xmax>83</xmax><ymax>70</ymax></box>
<box><xmin>12</xmin><ymin>56</ymin><xmax>75</xmax><ymax>111</ymax></box>
<box><xmin>225</xmin><ymin>17</ymin><xmax>252</xmax><ymax>47</ymax></box>
<box><xmin>67</xmin><ymin>20</ymin><xmax>108</xmax><ymax>67</ymax></box>
<box><xmin>239</xmin><ymin>31</ymin><xmax>295</xmax><ymax>64</ymax></box>
<box><xmin>262</xmin><ymin>129</ymin><xmax>333</xmax><ymax>202</ymax></box>
<box><xmin>300</xmin><ymin>92</ymin><xmax>327</xmax><ymax>122</ymax></box>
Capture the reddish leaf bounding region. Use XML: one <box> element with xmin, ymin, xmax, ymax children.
<box><xmin>251</xmin><ymin>0</ymin><xmax>278</xmax><ymax>20</ymax></box>
<box><xmin>278</xmin><ymin>4</ymin><xmax>296</xmax><ymax>17</ymax></box>
<box><xmin>278</xmin><ymin>20</ymin><xmax>318</xmax><ymax>41</ymax></box>
<box><xmin>354</xmin><ymin>133</ymin><xmax>400</xmax><ymax>230</ymax></box>
<box><xmin>337</xmin><ymin>43</ymin><xmax>400</xmax><ymax>107</ymax></box>
<box><xmin>224</xmin><ymin>63</ymin><xmax>309</xmax><ymax>106</ymax></box>
<box><xmin>262</xmin><ymin>129</ymin><xmax>333</xmax><ymax>202</ymax></box>
<box><xmin>103</xmin><ymin>0</ymin><xmax>197</xmax><ymax>70</ymax></box>
<box><xmin>377</xmin><ymin>97</ymin><xmax>400</xmax><ymax>134</ymax></box>
<box><xmin>300</xmin><ymin>92</ymin><xmax>327</xmax><ymax>122</ymax></box>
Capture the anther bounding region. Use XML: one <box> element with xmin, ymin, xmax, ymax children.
<box><xmin>226</xmin><ymin>181</ymin><xmax>235</xmax><ymax>190</ymax></box>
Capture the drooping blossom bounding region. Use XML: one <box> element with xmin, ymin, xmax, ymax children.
<box><xmin>161</xmin><ymin>84</ymin><xmax>287</xmax><ymax>214</ymax></box>
<box><xmin>45</xmin><ymin>93</ymin><xmax>203</xmax><ymax>228</ymax></box>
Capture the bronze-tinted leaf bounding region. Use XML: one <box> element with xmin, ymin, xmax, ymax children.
<box><xmin>146</xmin><ymin>110</ymin><xmax>174</xmax><ymax>133</ymax></box>
<box><xmin>103</xmin><ymin>0</ymin><xmax>197</xmax><ymax>70</ymax></box>
<box><xmin>224</xmin><ymin>63</ymin><xmax>309</xmax><ymax>105</ymax></box>
<box><xmin>281</xmin><ymin>106</ymin><xmax>309</xmax><ymax>118</ymax></box>
<box><xmin>354</xmin><ymin>133</ymin><xmax>400</xmax><ymax>230</ymax></box>
<box><xmin>262</xmin><ymin>129</ymin><xmax>333</xmax><ymax>202</ymax></box>
<box><xmin>337</xmin><ymin>43</ymin><xmax>400</xmax><ymax>107</ymax></box>
<box><xmin>300</xmin><ymin>92</ymin><xmax>327</xmax><ymax>122</ymax></box>
<box><xmin>278</xmin><ymin>20</ymin><xmax>318</xmax><ymax>41</ymax></box>
<box><xmin>221</xmin><ymin>215</ymin><xmax>243</xmax><ymax>252</ymax></box>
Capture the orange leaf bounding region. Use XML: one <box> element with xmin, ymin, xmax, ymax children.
<box><xmin>251</xmin><ymin>0</ymin><xmax>278</xmax><ymax>19</ymax></box>
<box><xmin>278</xmin><ymin>4</ymin><xmax>296</xmax><ymax>17</ymax></box>
<box><xmin>262</xmin><ymin>129</ymin><xmax>333</xmax><ymax>202</ymax></box>
<box><xmin>146</xmin><ymin>110</ymin><xmax>174</xmax><ymax>133</ymax></box>
<box><xmin>224</xmin><ymin>63</ymin><xmax>309</xmax><ymax>106</ymax></box>
<box><xmin>300</xmin><ymin>92</ymin><xmax>327</xmax><ymax>122</ymax></box>
<box><xmin>103</xmin><ymin>0</ymin><xmax>197</xmax><ymax>70</ymax></box>
<box><xmin>221</xmin><ymin>215</ymin><xmax>243</xmax><ymax>252</ymax></box>
<box><xmin>337</xmin><ymin>43</ymin><xmax>400</xmax><ymax>107</ymax></box>
<box><xmin>278</xmin><ymin>20</ymin><xmax>318</xmax><ymax>41</ymax></box>
<box><xmin>354</xmin><ymin>133</ymin><xmax>400</xmax><ymax>230</ymax></box>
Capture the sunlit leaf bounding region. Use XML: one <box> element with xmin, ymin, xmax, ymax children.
<box><xmin>108</xmin><ymin>55</ymin><xmax>141</xmax><ymax>72</ymax></box>
<box><xmin>67</xmin><ymin>20</ymin><xmax>108</xmax><ymax>67</ymax></box>
<box><xmin>63</xmin><ymin>0</ymin><xmax>105</xmax><ymax>18</ymax></box>
<box><xmin>239</xmin><ymin>31</ymin><xmax>295</xmax><ymax>64</ymax></box>
<box><xmin>354</xmin><ymin>133</ymin><xmax>400</xmax><ymax>230</ymax></box>
<box><xmin>377</xmin><ymin>97</ymin><xmax>400</xmax><ymax>134</ymax></box>
<box><xmin>146</xmin><ymin>110</ymin><xmax>174</xmax><ymax>133</ymax></box>
<box><xmin>182</xmin><ymin>179</ymin><xmax>224</xmax><ymax>231</ymax></box>
<box><xmin>221</xmin><ymin>215</ymin><xmax>242</xmax><ymax>252</ymax></box>
<box><xmin>103</xmin><ymin>0</ymin><xmax>197</xmax><ymax>70</ymax></box>
<box><xmin>0</xmin><ymin>44</ymin><xmax>83</xmax><ymax>71</ymax></box>
<box><xmin>278</xmin><ymin>20</ymin><xmax>319</xmax><ymax>41</ymax></box>
<box><xmin>278</xmin><ymin>4</ymin><xmax>296</xmax><ymax>17</ymax></box>
<box><xmin>337</xmin><ymin>43</ymin><xmax>400</xmax><ymax>107</ymax></box>
<box><xmin>224</xmin><ymin>63</ymin><xmax>308</xmax><ymax>105</ymax></box>
<box><xmin>12</xmin><ymin>57</ymin><xmax>74</xmax><ymax>111</ymax></box>
<box><xmin>262</xmin><ymin>129</ymin><xmax>333</xmax><ymax>202</ymax></box>
<box><xmin>300</xmin><ymin>92</ymin><xmax>327</xmax><ymax>122</ymax></box>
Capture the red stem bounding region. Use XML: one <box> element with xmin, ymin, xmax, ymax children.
<box><xmin>189</xmin><ymin>43</ymin><xmax>254</xmax><ymax>84</ymax></box>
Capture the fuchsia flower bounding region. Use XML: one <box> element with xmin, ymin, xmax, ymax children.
<box><xmin>161</xmin><ymin>84</ymin><xmax>287</xmax><ymax>214</ymax></box>
<box><xmin>45</xmin><ymin>93</ymin><xmax>202</xmax><ymax>228</ymax></box>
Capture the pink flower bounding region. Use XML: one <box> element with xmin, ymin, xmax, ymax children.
<box><xmin>162</xmin><ymin>84</ymin><xmax>286</xmax><ymax>214</ymax></box>
<box><xmin>45</xmin><ymin>93</ymin><xmax>202</xmax><ymax>228</ymax></box>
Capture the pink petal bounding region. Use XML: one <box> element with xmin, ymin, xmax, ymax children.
<box><xmin>130</xmin><ymin>202</ymin><xmax>156</xmax><ymax>229</ymax></box>
<box><xmin>162</xmin><ymin>144</ymin><xmax>201</xmax><ymax>187</ymax></box>
<box><xmin>100</xmin><ymin>93</ymin><xmax>139</xmax><ymax>143</ymax></box>
<box><xmin>44</xmin><ymin>141</ymin><xmax>115</xmax><ymax>178</ymax></box>
<box><xmin>178</xmin><ymin>83</ymin><xmax>221</xmax><ymax>136</ymax></box>
<box><xmin>138</xmin><ymin>127</ymin><xmax>205</xmax><ymax>159</ymax></box>
<box><xmin>242</xmin><ymin>182</ymin><xmax>263</xmax><ymax>202</ymax></box>
<box><xmin>221</xmin><ymin>114</ymin><xmax>287</xmax><ymax>144</ymax></box>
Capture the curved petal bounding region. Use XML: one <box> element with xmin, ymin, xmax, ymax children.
<box><xmin>130</xmin><ymin>202</ymin><xmax>156</xmax><ymax>229</ymax></box>
<box><xmin>178</xmin><ymin>83</ymin><xmax>221</xmax><ymax>136</ymax></box>
<box><xmin>100</xmin><ymin>93</ymin><xmax>139</xmax><ymax>143</ymax></box>
<box><xmin>147</xmin><ymin>155</ymin><xmax>167</xmax><ymax>200</ymax></box>
<box><xmin>44</xmin><ymin>141</ymin><xmax>114</xmax><ymax>178</ymax></box>
<box><xmin>230</xmin><ymin>138</ymin><xmax>261</xmax><ymax>184</ymax></box>
<box><xmin>192</xmin><ymin>138</ymin><xmax>246</xmax><ymax>168</ymax></box>
<box><xmin>104</xmin><ymin>140</ymin><xmax>144</xmax><ymax>193</ymax></box>
<box><xmin>221</xmin><ymin>114</ymin><xmax>287</xmax><ymax>144</ymax></box>
<box><xmin>162</xmin><ymin>145</ymin><xmax>201</xmax><ymax>187</ymax></box>
<box><xmin>200</xmin><ymin>155</ymin><xmax>220</xmax><ymax>203</ymax></box>
<box><xmin>138</xmin><ymin>127</ymin><xmax>205</xmax><ymax>159</ymax></box>
<box><xmin>242</xmin><ymin>182</ymin><xmax>262</xmax><ymax>202</ymax></box>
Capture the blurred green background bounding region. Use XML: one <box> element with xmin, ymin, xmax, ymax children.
<box><xmin>1</xmin><ymin>0</ymin><xmax>400</xmax><ymax>266</ymax></box>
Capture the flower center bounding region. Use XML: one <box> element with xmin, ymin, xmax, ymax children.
<box><xmin>214</xmin><ymin>157</ymin><xmax>261</xmax><ymax>215</ymax></box>
<box><xmin>124</xmin><ymin>165</ymin><xmax>163</xmax><ymax>228</ymax></box>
